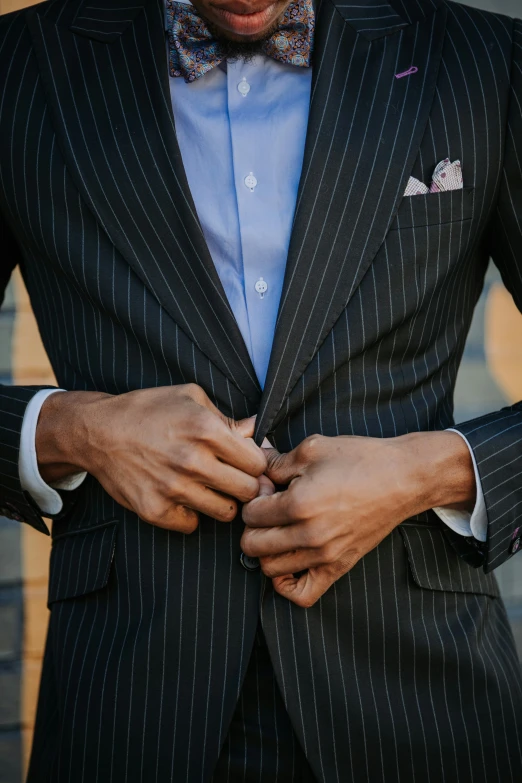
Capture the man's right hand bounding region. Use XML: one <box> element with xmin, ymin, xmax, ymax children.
<box><xmin>35</xmin><ymin>384</ymin><xmax>267</xmax><ymax>533</ymax></box>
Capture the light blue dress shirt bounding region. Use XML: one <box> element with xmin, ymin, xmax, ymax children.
<box><xmin>169</xmin><ymin>49</ymin><xmax>312</xmax><ymax>388</ymax></box>
<box><xmin>17</xmin><ymin>1</ymin><xmax>488</xmax><ymax>544</ymax></box>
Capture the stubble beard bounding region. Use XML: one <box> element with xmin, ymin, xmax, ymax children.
<box><xmin>204</xmin><ymin>14</ymin><xmax>283</xmax><ymax>60</ymax></box>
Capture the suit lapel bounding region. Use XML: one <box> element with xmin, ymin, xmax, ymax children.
<box><xmin>27</xmin><ymin>0</ymin><xmax>260</xmax><ymax>401</ymax></box>
<box><xmin>256</xmin><ymin>0</ymin><xmax>447</xmax><ymax>441</ymax></box>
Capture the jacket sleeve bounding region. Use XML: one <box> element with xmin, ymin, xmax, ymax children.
<box><xmin>452</xmin><ymin>18</ymin><xmax>522</xmax><ymax>572</ymax></box>
<box><xmin>0</xmin><ymin>211</ymin><xmax>55</xmax><ymax>534</ymax></box>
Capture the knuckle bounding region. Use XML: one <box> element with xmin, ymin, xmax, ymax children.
<box><xmin>241</xmin><ymin>530</ymin><xmax>256</xmax><ymax>555</ymax></box>
<box><xmin>139</xmin><ymin>497</ymin><xmax>169</xmax><ymax>525</ymax></box>
<box><xmin>240</xmin><ymin>443</ymin><xmax>267</xmax><ymax>478</ymax></box>
<box><xmin>177</xmin><ymin>512</ymin><xmax>199</xmax><ymax>534</ymax></box>
<box><xmin>286</xmin><ymin>493</ymin><xmax>308</xmax><ymax>522</ymax></box>
<box><xmin>252</xmin><ymin>447</ymin><xmax>268</xmax><ymax>475</ymax></box>
<box><xmin>297</xmin><ymin>433</ymin><xmax>324</xmax><ymax>461</ymax></box>
<box><xmin>260</xmin><ymin>558</ymin><xmax>274</xmax><ymax>577</ymax></box>
<box><xmin>165</xmin><ymin>475</ymin><xmax>185</xmax><ymax>503</ymax></box>
<box><xmin>306</xmin><ymin>533</ymin><xmax>324</xmax><ymax>549</ymax></box>
<box><xmin>241</xmin><ymin>502</ymin><xmax>253</xmax><ymax>525</ymax></box>
<box><xmin>303</xmin><ymin>525</ymin><xmax>326</xmax><ymax>549</ymax></box>
<box><xmin>139</xmin><ymin>495</ymin><xmax>200</xmax><ymax>534</ymax></box>
<box><xmin>190</xmin><ymin>412</ymin><xmax>213</xmax><ymax>441</ymax></box>
<box><xmin>184</xmin><ymin>383</ymin><xmax>205</xmax><ymax>402</ymax></box>
<box><xmin>321</xmin><ymin>542</ymin><xmax>340</xmax><ymax>564</ymax></box>
<box><xmin>294</xmin><ymin>593</ymin><xmax>317</xmax><ymax>609</ymax></box>
<box><xmin>241</xmin><ymin>479</ymin><xmax>260</xmax><ymax>503</ymax></box>
<box><xmin>178</xmin><ymin>447</ymin><xmax>204</xmax><ymax>476</ymax></box>
<box><xmin>199</xmin><ymin>413</ymin><xmax>224</xmax><ymax>446</ymax></box>
<box><xmin>188</xmin><ymin>418</ymin><xmax>206</xmax><ymax>444</ymax></box>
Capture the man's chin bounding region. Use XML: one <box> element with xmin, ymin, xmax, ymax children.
<box><xmin>195</xmin><ymin>0</ymin><xmax>286</xmax><ymax>42</ymax></box>
<box><xmin>204</xmin><ymin>13</ymin><xmax>282</xmax><ymax>56</ymax></box>
<box><xmin>214</xmin><ymin>28</ymin><xmax>270</xmax><ymax>42</ymax></box>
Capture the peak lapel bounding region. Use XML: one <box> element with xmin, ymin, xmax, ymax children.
<box><xmin>336</xmin><ymin>0</ymin><xmax>408</xmax><ymax>38</ymax></box>
<box><xmin>27</xmin><ymin>0</ymin><xmax>260</xmax><ymax>401</ymax></box>
<box><xmin>255</xmin><ymin>0</ymin><xmax>447</xmax><ymax>441</ymax></box>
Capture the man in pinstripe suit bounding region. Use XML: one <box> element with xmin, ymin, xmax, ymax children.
<box><xmin>1</xmin><ymin>0</ymin><xmax>522</xmax><ymax>779</ymax></box>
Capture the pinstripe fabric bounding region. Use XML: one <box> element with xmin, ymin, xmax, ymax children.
<box><xmin>335</xmin><ymin>0</ymin><xmax>408</xmax><ymax>38</ymax></box>
<box><xmin>70</xmin><ymin>0</ymin><xmax>144</xmax><ymax>42</ymax></box>
<box><xmin>255</xmin><ymin>0</ymin><xmax>448</xmax><ymax>441</ymax></box>
<box><xmin>1</xmin><ymin>0</ymin><xmax>522</xmax><ymax>780</ymax></box>
<box><xmin>211</xmin><ymin>625</ymin><xmax>316</xmax><ymax>782</ymax></box>
<box><xmin>453</xmin><ymin>19</ymin><xmax>522</xmax><ymax>571</ymax></box>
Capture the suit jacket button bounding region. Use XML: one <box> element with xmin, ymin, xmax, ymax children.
<box><xmin>510</xmin><ymin>536</ymin><xmax>521</xmax><ymax>555</ymax></box>
<box><xmin>240</xmin><ymin>552</ymin><xmax>260</xmax><ymax>571</ymax></box>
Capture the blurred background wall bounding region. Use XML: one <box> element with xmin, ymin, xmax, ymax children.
<box><xmin>0</xmin><ymin>0</ymin><xmax>521</xmax><ymax>781</ymax></box>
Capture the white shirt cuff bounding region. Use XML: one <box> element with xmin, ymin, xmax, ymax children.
<box><xmin>18</xmin><ymin>389</ymin><xmax>87</xmax><ymax>515</ymax></box>
<box><xmin>431</xmin><ymin>429</ymin><xmax>487</xmax><ymax>543</ymax></box>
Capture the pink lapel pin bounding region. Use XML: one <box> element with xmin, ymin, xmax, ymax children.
<box><xmin>395</xmin><ymin>66</ymin><xmax>418</xmax><ymax>79</ymax></box>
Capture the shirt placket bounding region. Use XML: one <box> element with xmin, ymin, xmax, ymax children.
<box><xmin>227</xmin><ymin>57</ymin><xmax>278</xmax><ymax>388</ymax></box>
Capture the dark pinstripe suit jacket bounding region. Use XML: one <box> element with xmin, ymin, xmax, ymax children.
<box><xmin>1</xmin><ymin>0</ymin><xmax>522</xmax><ymax>780</ymax></box>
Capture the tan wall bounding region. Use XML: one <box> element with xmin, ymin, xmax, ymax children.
<box><xmin>0</xmin><ymin>0</ymin><xmax>40</xmax><ymax>13</ymax></box>
<box><xmin>12</xmin><ymin>270</ymin><xmax>54</xmax><ymax>776</ymax></box>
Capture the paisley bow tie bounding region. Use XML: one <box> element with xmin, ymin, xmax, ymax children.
<box><xmin>166</xmin><ymin>0</ymin><xmax>315</xmax><ymax>83</ymax></box>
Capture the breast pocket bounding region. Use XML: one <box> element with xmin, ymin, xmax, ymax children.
<box><xmin>389</xmin><ymin>186</ymin><xmax>475</xmax><ymax>231</ymax></box>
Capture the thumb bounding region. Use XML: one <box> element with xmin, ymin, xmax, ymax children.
<box><xmin>234</xmin><ymin>415</ymin><xmax>256</xmax><ymax>439</ymax></box>
<box><xmin>257</xmin><ymin>473</ymin><xmax>276</xmax><ymax>497</ymax></box>
<box><xmin>264</xmin><ymin>448</ymin><xmax>299</xmax><ymax>486</ymax></box>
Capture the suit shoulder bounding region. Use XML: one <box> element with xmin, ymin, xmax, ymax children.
<box><xmin>0</xmin><ymin>7</ymin><xmax>31</xmax><ymax>79</ymax></box>
<box><xmin>0</xmin><ymin>0</ymin><xmax>75</xmax><ymax>77</ymax></box>
<box><xmin>0</xmin><ymin>2</ymin><xmax>46</xmax><ymax>54</ymax></box>
<box><xmin>443</xmin><ymin>0</ymin><xmax>520</xmax><ymax>79</ymax></box>
<box><xmin>0</xmin><ymin>0</ymin><xmax>75</xmax><ymax>39</ymax></box>
<box><xmin>0</xmin><ymin>1</ymin><xmax>48</xmax><ymax>28</ymax></box>
<box><xmin>443</xmin><ymin>0</ymin><xmax>517</xmax><ymax>38</ymax></box>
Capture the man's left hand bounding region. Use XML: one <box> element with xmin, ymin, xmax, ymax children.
<box><xmin>241</xmin><ymin>432</ymin><xmax>476</xmax><ymax>608</ymax></box>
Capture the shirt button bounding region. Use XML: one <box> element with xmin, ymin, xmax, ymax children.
<box><xmin>510</xmin><ymin>535</ymin><xmax>521</xmax><ymax>555</ymax></box>
<box><xmin>255</xmin><ymin>277</ymin><xmax>268</xmax><ymax>296</ymax></box>
<box><xmin>238</xmin><ymin>77</ymin><xmax>250</xmax><ymax>97</ymax></box>
<box><xmin>244</xmin><ymin>172</ymin><xmax>257</xmax><ymax>191</ymax></box>
<box><xmin>240</xmin><ymin>551</ymin><xmax>260</xmax><ymax>571</ymax></box>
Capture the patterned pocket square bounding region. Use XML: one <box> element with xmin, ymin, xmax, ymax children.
<box><xmin>404</xmin><ymin>158</ymin><xmax>463</xmax><ymax>197</ymax></box>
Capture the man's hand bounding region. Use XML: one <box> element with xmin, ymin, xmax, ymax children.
<box><xmin>242</xmin><ymin>432</ymin><xmax>476</xmax><ymax>607</ymax></box>
<box><xmin>36</xmin><ymin>384</ymin><xmax>267</xmax><ymax>533</ymax></box>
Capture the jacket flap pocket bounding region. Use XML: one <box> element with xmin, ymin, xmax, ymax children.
<box><xmin>48</xmin><ymin>520</ymin><xmax>118</xmax><ymax>606</ymax></box>
<box><xmin>399</xmin><ymin>524</ymin><xmax>499</xmax><ymax>597</ymax></box>
<box><xmin>390</xmin><ymin>186</ymin><xmax>474</xmax><ymax>231</ymax></box>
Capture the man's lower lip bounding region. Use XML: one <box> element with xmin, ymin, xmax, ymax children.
<box><xmin>212</xmin><ymin>3</ymin><xmax>277</xmax><ymax>35</ymax></box>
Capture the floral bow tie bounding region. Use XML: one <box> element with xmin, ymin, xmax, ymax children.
<box><xmin>166</xmin><ymin>0</ymin><xmax>315</xmax><ymax>83</ymax></box>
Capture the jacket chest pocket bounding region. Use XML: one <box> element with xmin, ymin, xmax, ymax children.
<box><xmin>388</xmin><ymin>186</ymin><xmax>475</xmax><ymax>232</ymax></box>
